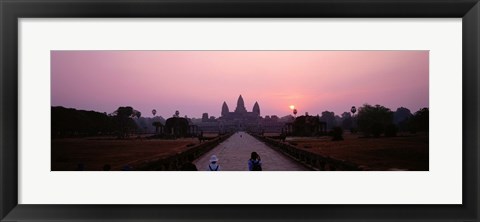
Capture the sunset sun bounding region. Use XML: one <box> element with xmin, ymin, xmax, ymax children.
<box><xmin>289</xmin><ymin>105</ymin><xmax>295</xmax><ymax>110</ymax></box>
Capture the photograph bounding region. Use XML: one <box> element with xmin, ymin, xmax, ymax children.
<box><xmin>51</xmin><ymin>50</ymin><xmax>429</xmax><ymax>171</ymax></box>
<box><xmin>2</xmin><ymin>0</ymin><xmax>478</xmax><ymax>220</ymax></box>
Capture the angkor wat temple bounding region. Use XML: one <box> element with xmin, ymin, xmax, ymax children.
<box><xmin>198</xmin><ymin>95</ymin><xmax>263</xmax><ymax>133</ymax></box>
<box><xmin>196</xmin><ymin>94</ymin><xmax>327</xmax><ymax>135</ymax></box>
<box><xmin>219</xmin><ymin>95</ymin><xmax>261</xmax><ymax>131</ymax></box>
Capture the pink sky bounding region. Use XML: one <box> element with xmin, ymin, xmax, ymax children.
<box><xmin>51</xmin><ymin>51</ymin><xmax>428</xmax><ymax>118</ymax></box>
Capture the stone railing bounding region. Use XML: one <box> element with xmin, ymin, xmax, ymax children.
<box><xmin>133</xmin><ymin>133</ymin><xmax>232</xmax><ymax>171</ymax></box>
<box><xmin>251</xmin><ymin>134</ymin><xmax>366</xmax><ymax>171</ymax></box>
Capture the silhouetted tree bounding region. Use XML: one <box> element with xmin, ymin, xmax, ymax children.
<box><xmin>393</xmin><ymin>107</ymin><xmax>412</xmax><ymax>124</ymax></box>
<box><xmin>51</xmin><ymin>106</ymin><xmax>116</xmax><ymax>138</ymax></box>
<box><xmin>152</xmin><ymin>121</ymin><xmax>163</xmax><ymax>134</ymax></box>
<box><xmin>111</xmin><ymin>106</ymin><xmax>140</xmax><ymax>138</ymax></box>
<box><xmin>394</xmin><ymin>107</ymin><xmax>413</xmax><ymax>132</ymax></box>
<box><xmin>357</xmin><ymin>104</ymin><xmax>393</xmax><ymax>137</ymax></box>
<box><xmin>341</xmin><ymin>112</ymin><xmax>352</xmax><ymax>119</ymax></box>
<box><xmin>384</xmin><ymin>124</ymin><xmax>398</xmax><ymax>137</ymax></box>
<box><xmin>409</xmin><ymin>108</ymin><xmax>429</xmax><ymax>133</ymax></box>
<box><xmin>331</xmin><ymin>127</ymin><xmax>344</xmax><ymax>141</ymax></box>
<box><xmin>292</xmin><ymin>115</ymin><xmax>323</xmax><ymax>136</ymax></box>
<box><xmin>319</xmin><ymin>111</ymin><xmax>336</xmax><ymax>130</ymax></box>
<box><xmin>136</xmin><ymin>117</ymin><xmax>148</xmax><ymax>133</ymax></box>
<box><xmin>112</xmin><ymin>106</ymin><xmax>141</xmax><ymax>118</ymax></box>
<box><xmin>133</xmin><ymin>116</ymin><xmax>166</xmax><ymax>133</ymax></box>
<box><xmin>165</xmin><ymin>117</ymin><xmax>189</xmax><ymax>138</ymax></box>
<box><xmin>334</xmin><ymin>115</ymin><xmax>342</xmax><ymax>127</ymax></box>
<box><xmin>341</xmin><ymin>112</ymin><xmax>353</xmax><ymax>130</ymax></box>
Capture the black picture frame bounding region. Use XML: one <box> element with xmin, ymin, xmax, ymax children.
<box><xmin>1</xmin><ymin>0</ymin><xmax>479</xmax><ymax>221</ymax></box>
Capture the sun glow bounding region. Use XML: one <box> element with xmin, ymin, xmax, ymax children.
<box><xmin>289</xmin><ymin>105</ymin><xmax>295</xmax><ymax>110</ymax></box>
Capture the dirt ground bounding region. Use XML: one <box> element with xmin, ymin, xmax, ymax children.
<box><xmin>286</xmin><ymin>133</ymin><xmax>429</xmax><ymax>170</ymax></box>
<box><xmin>52</xmin><ymin>133</ymin><xmax>428</xmax><ymax>171</ymax></box>
<box><xmin>51</xmin><ymin>137</ymin><xmax>199</xmax><ymax>171</ymax></box>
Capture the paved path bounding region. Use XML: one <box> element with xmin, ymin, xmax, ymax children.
<box><xmin>193</xmin><ymin>132</ymin><xmax>309</xmax><ymax>171</ymax></box>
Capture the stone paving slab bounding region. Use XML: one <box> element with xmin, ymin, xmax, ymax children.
<box><xmin>193</xmin><ymin>132</ymin><xmax>309</xmax><ymax>171</ymax></box>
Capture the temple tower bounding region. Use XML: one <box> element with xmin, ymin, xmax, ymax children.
<box><xmin>253</xmin><ymin>101</ymin><xmax>260</xmax><ymax>116</ymax></box>
<box><xmin>221</xmin><ymin>102</ymin><xmax>229</xmax><ymax>117</ymax></box>
<box><xmin>234</xmin><ymin>95</ymin><xmax>247</xmax><ymax>113</ymax></box>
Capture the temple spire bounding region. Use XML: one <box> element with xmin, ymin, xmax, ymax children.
<box><xmin>235</xmin><ymin>95</ymin><xmax>247</xmax><ymax>113</ymax></box>
<box><xmin>253</xmin><ymin>101</ymin><xmax>260</xmax><ymax>116</ymax></box>
<box><xmin>221</xmin><ymin>101</ymin><xmax>229</xmax><ymax>117</ymax></box>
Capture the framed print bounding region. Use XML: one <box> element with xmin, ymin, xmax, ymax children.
<box><xmin>1</xmin><ymin>0</ymin><xmax>479</xmax><ymax>221</ymax></box>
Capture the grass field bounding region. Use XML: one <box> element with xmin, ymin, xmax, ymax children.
<box><xmin>52</xmin><ymin>138</ymin><xmax>199</xmax><ymax>171</ymax></box>
<box><xmin>286</xmin><ymin>133</ymin><xmax>429</xmax><ymax>170</ymax></box>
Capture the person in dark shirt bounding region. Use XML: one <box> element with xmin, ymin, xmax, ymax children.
<box><xmin>248</xmin><ymin>152</ymin><xmax>262</xmax><ymax>171</ymax></box>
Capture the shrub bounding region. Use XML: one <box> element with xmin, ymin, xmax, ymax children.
<box><xmin>371</xmin><ymin>122</ymin><xmax>383</xmax><ymax>137</ymax></box>
<box><xmin>384</xmin><ymin>124</ymin><xmax>398</xmax><ymax>137</ymax></box>
<box><xmin>357</xmin><ymin>104</ymin><xmax>393</xmax><ymax>137</ymax></box>
<box><xmin>331</xmin><ymin>127</ymin><xmax>344</xmax><ymax>141</ymax></box>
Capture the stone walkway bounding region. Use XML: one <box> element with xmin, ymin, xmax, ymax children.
<box><xmin>193</xmin><ymin>132</ymin><xmax>309</xmax><ymax>171</ymax></box>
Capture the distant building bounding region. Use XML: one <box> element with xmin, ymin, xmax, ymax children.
<box><xmin>284</xmin><ymin>115</ymin><xmax>327</xmax><ymax>136</ymax></box>
<box><xmin>218</xmin><ymin>95</ymin><xmax>263</xmax><ymax>132</ymax></box>
<box><xmin>196</xmin><ymin>95</ymin><xmax>292</xmax><ymax>133</ymax></box>
<box><xmin>194</xmin><ymin>95</ymin><xmax>260</xmax><ymax>133</ymax></box>
<box><xmin>202</xmin><ymin>113</ymin><xmax>209</xmax><ymax>122</ymax></box>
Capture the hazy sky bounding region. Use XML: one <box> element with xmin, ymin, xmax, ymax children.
<box><xmin>51</xmin><ymin>51</ymin><xmax>428</xmax><ymax>118</ymax></box>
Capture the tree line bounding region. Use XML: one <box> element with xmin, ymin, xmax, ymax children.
<box><xmin>52</xmin><ymin>106</ymin><xmax>189</xmax><ymax>139</ymax></box>
<box><xmin>356</xmin><ymin>104</ymin><xmax>428</xmax><ymax>137</ymax></box>
<box><xmin>52</xmin><ymin>103</ymin><xmax>429</xmax><ymax>139</ymax></box>
<box><xmin>291</xmin><ymin>104</ymin><xmax>428</xmax><ymax>138</ymax></box>
<box><xmin>52</xmin><ymin>106</ymin><xmax>141</xmax><ymax>138</ymax></box>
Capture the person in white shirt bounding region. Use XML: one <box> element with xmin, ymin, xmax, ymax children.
<box><xmin>208</xmin><ymin>155</ymin><xmax>220</xmax><ymax>171</ymax></box>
